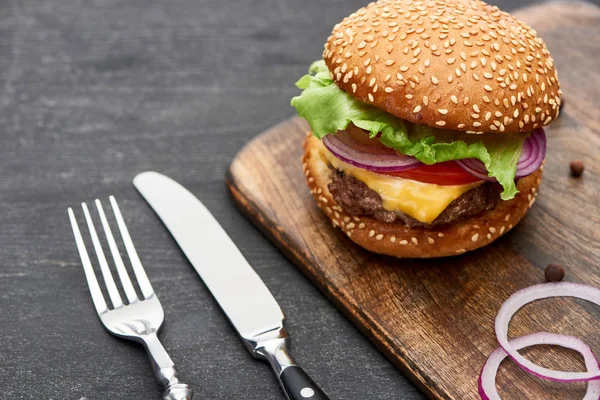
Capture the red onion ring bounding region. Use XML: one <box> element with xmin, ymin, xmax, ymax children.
<box><xmin>515</xmin><ymin>128</ymin><xmax>547</xmax><ymax>178</ymax></box>
<box><xmin>322</xmin><ymin>132</ymin><xmax>423</xmax><ymax>172</ymax></box>
<box><xmin>456</xmin><ymin>128</ymin><xmax>547</xmax><ymax>181</ymax></box>
<box><xmin>455</xmin><ymin>158</ymin><xmax>494</xmax><ymax>181</ymax></box>
<box><xmin>335</xmin><ymin>130</ymin><xmax>398</xmax><ymax>156</ymax></box>
<box><xmin>479</xmin><ymin>333</ymin><xmax>600</xmax><ymax>400</ymax></box>
<box><xmin>495</xmin><ymin>282</ymin><xmax>600</xmax><ymax>382</ymax></box>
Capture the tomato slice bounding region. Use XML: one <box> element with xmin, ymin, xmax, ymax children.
<box><xmin>383</xmin><ymin>161</ymin><xmax>483</xmax><ymax>185</ymax></box>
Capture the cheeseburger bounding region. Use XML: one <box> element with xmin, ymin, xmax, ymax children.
<box><xmin>292</xmin><ymin>0</ymin><xmax>560</xmax><ymax>258</ymax></box>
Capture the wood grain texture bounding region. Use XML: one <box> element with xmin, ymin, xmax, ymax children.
<box><xmin>227</xmin><ymin>2</ymin><xmax>600</xmax><ymax>399</ymax></box>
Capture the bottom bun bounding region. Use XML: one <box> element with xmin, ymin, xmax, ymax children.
<box><xmin>302</xmin><ymin>133</ymin><xmax>542</xmax><ymax>258</ymax></box>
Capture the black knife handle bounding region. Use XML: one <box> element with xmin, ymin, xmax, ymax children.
<box><xmin>279</xmin><ymin>366</ymin><xmax>329</xmax><ymax>400</ymax></box>
<box><xmin>249</xmin><ymin>331</ymin><xmax>330</xmax><ymax>400</ymax></box>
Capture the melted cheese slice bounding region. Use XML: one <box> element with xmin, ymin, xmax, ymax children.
<box><xmin>321</xmin><ymin>146</ymin><xmax>482</xmax><ymax>224</ymax></box>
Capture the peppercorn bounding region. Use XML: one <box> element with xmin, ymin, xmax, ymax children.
<box><xmin>570</xmin><ymin>160</ymin><xmax>584</xmax><ymax>177</ymax></box>
<box><xmin>545</xmin><ymin>264</ymin><xmax>565</xmax><ymax>282</ymax></box>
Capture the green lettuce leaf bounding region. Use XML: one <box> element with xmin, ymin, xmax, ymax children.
<box><xmin>291</xmin><ymin>60</ymin><xmax>526</xmax><ymax>200</ymax></box>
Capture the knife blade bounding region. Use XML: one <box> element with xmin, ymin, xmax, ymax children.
<box><xmin>134</xmin><ymin>171</ymin><xmax>329</xmax><ymax>400</ymax></box>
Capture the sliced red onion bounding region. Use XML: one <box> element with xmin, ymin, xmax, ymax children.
<box><xmin>455</xmin><ymin>158</ymin><xmax>495</xmax><ymax>182</ymax></box>
<box><xmin>495</xmin><ymin>282</ymin><xmax>600</xmax><ymax>382</ymax></box>
<box><xmin>322</xmin><ymin>132</ymin><xmax>422</xmax><ymax>172</ymax></box>
<box><xmin>335</xmin><ymin>130</ymin><xmax>398</xmax><ymax>156</ymax></box>
<box><xmin>515</xmin><ymin>128</ymin><xmax>547</xmax><ymax>178</ymax></box>
<box><xmin>456</xmin><ymin>128</ymin><xmax>547</xmax><ymax>181</ymax></box>
<box><xmin>479</xmin><ymin>333</ymin><xmax>600</xmax><ymax>400</ymax></box>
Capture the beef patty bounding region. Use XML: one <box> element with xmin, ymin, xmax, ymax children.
<box><xmin>327</xmin><ymin>169</ymin><xmax>502</xmax><ymax>228</ymax></box>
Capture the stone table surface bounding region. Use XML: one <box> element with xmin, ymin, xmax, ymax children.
<box><xmin>0</xmin><ymin>0</ymin><xmax>596</xmax><ymax>399</ymax></box>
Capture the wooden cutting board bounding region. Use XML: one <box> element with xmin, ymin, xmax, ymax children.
<box><xmin>227</xmin><ymin>2</ymin><xmax>600</xmax><ymax>399</ymax></box>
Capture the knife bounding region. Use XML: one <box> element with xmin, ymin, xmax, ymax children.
<box><xmin>134</xmin><ymin>171</ymin><xmax>329</xmax><ymax>400</ymax></box>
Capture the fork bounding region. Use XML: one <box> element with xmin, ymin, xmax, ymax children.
<box><xmin>68</xmin><ymin>196</ymin><xmax>192</xmax><ymax>400</ymax></box>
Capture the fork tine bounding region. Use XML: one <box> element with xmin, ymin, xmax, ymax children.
<box><xmin>95</xmin><ymin>199</ymin><xmax>139</xmax><ymax>304</ymax></box>
<box><xmin>68</xmin><ymin>208</ymin><xmax>108</xmax><ymax>315</ymax></box>
<box><xmin>109</xmin><ymin>196</ymin><xmax>154</xmax><ymax>299</ymax></box>
<box><xmin>81</xmin><ymin>202</ymin><xmax>124</xmax><ymax>309</ymax></box>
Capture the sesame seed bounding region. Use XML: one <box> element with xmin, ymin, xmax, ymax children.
<box><xmin>484</xmin><ymin>85</ymin><xmax>493</xmax><ymax>92</ymax></box>
<box><xmin>438</xmin><ymin>109</ymin><xmax>448</xmax><ymax>114</ymax></box>
<box><xmin>428</xmin><ymin>237</ymin><xmax>435</xmax><ymax>244</ymax></box>
<box><xmin>411</xmin><ymin>237</ymin><xmax>418</xmax><ymax>244</ymax></box>
<box><xmin>489</xmin><ymin>227</ymin><xmax>496</xmax><ymax>233</ymax></box>
<box><xmin>369</xmin><ymin>78</ymin><xmax>376</xmax><ymax>87</ymax></box>
<box><xmin>390</xmin><ymin>235</ymin><xmax>396</xmax><ymax>243</ymax></box>
<box><xmin>358</xmin><ymin>223</ymin><xmax>366</xmax><ymax>229</ymax></box>
<box><xmin>368</xmin><ymin>93</ymin><xmax>374</xmax><ymax>102</ymax></box>
<box><xmin>438</xmin><ymin>232</ymin><xmax>444</xmax><ymax>237</ymax></box>
<box><xmin>385</xmin><ymin>87</ymin><xmax>394</xmax><ymax>93</ymax></box>
<box><xmin>385</xmin><ymin>59</ymin><xmax>395</xmax><ymax>66</ymax></box>
<box><xmin>447</xmin><ymin>57</ymin><xmax>456</xmax><ymax>64</ymax></box>
<box><xmin>413</xmin><ymin>105</ymin><xmax>422</xmax><ymax>113</ymax></box>
<box><xmin>375</xmin><ymin>234</ymin><xmax>384</xmax><ymax>241</ymax></box>
<box><xmin>423</xmin><ymin>96</ymin><xmax>429</xmax><ymax>105</ymax></box>
<box><xmin>435</xmin><ymin>120</ymin><xmax>446</xmax><ymax>126</ymax></box>
<box><xmin>352</xmin><ymin>83</ymin><xmax>357</xmax><ymax>93</ymax></box>
<box><xmin>471</xmin><ymin>234</ymin><xmax>479</xmax><ymax>242</ymax></box>
<box><xmin>400</xmin><ymin>240</ymin><xmax>408</xmax><ymax>245</ymax></box>
<box><xmin>431</xmin><ymin>76</ymin><xmax>439</xmax><ymax>84</ymax></box>
<box><xmin>368</xmin><ymin>230</ymin><xmax>375</xmax><ymax>238</ymax></box>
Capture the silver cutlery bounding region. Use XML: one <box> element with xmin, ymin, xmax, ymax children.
<box><xmin>134</xmin><ymin>172</ymin><xmax>329</xmax><ymax>400</ymax></box>
<box><xmin>68</xmin><ymin>196</ymin><xmax>192</xmax><ymax>400</ymax></box>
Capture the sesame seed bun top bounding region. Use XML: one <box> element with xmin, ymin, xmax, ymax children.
<box><xmin>323</xmin><ymin>0</ymin><xmax>562</xmax><ymax>134</ymax></box>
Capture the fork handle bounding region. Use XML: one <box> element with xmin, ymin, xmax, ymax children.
<box><xmin>143</xmin><ymin>333</ymin><xmax>193</xmax><ymax>400</ymax></box>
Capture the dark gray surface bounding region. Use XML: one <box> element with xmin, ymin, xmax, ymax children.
<box><xmin>0</xmin><ymin>0</ymin><xmax>596</xmax><ymax>399</ymax></box>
